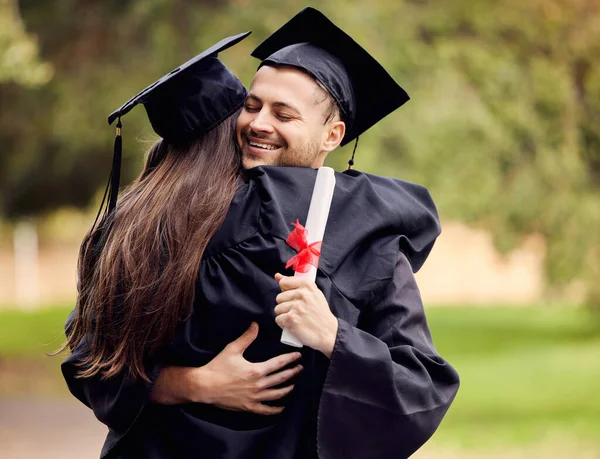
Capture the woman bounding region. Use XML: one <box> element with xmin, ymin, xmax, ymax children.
<box><xmin>63</xmin><ymin>31</ymin><xmax>252</xmax><ymax>382</ymax></box>
<box><xmin>61</xmin><ymin>32</ymin><xmax>304</xmax><ymax>456</ymax></box>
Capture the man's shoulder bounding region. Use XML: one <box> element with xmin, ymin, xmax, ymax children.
<box><xmin>329</xmin><ymin>169</ymin><xmax>441</xmax><ymax>262</ymax></box>
<box><xmin>239</xmin><ymin>166</ymin><xmax>441</xmax><ymax>273</ymax></box>
<box><xmin>336</xmin><ymin>169</ymin><xmax>434</xmax><ymax>205</ymax></box>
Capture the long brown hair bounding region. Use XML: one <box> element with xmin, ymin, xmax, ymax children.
<box><xmin>62</xmin><ymin>112</ymin><xmax>241</xmax><ymax>381</ymax></box>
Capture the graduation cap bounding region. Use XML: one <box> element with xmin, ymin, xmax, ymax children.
<box><xmin>251</xmin><ymin>7</ymin><xmax>409</xmax><ymax>168</ymax></box>
<box><xmin>98</xmin><ymin>31</ymin><xmax>250</xmax><ymax>223</ymax></box>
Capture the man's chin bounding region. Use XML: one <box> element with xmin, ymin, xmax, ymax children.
<box><xmin>242</xmin><ymin>154</ymin><xmax>272</xmax><ymax>170</ymax></box>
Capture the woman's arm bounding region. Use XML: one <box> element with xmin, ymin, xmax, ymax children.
<box><xmin>61</xmin><ymin>312</ymin><xmax>163</xmax><ymax>434</ymax></box>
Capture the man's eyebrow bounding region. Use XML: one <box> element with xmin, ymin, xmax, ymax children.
<box><xmin>247</xmin><ymin>93</ymin><xmax>301</xmax><ymax>115</ymax></box>
<box><xmin>246</xmin><ymin>93</ymin><xmax>262</xmax><ymax>103</ymax></box>
<box><xmin>272</xmin><ymin>101</ymin><xmax>301</xmax><ymax>114</ymax></box>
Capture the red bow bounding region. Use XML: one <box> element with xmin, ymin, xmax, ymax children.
<box><xmin>285</xmin><ymin>219</ymin><xmax>322</xmax><ymax>273</ymax></box>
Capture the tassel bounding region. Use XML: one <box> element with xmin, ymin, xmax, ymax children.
<box><xmin>108</xmin><ymin>119</ymin><xmax>123</xmax><ymax>213</ymax></box>
<box><xmin>347</xmin><ymin>136</ymin><xmax>359</xmax><ymax>170</ymax></box>
<box><xmin>90</xmin><ymin>118</ymin><xmax>122</xmax><ymax>234</ymax></box>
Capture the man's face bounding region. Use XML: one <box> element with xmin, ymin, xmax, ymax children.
<box><xmin>237</xmin><ymin>65</ymin><xmax>343</xmax><ymax>169</ymax></box>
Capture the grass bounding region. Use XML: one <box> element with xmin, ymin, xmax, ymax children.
<box><xmin>424</xmin><ymin>306</ymin><xmax>600</xmax><ymax>451</ymax></box>
<box><xmin>0</xmin><ymin>306</ymin><xmax>71</xmax><ymax>357</ymax></box>
<box><xmin>1</xmin><ymin>304</ymin><xmax>599</xmax><ymax>453</ymax></box>
<box><xmin>0</xmin><ymin>306</ymin><xmax>72</xmax><ymax>395</ymax></box>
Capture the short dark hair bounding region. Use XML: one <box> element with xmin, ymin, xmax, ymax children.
<box><xmin>313</xmin><ymin>79</ymin><xmax>341</xmax><ymax>125</ymax></box>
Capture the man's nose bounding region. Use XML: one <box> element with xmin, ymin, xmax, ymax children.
<box><xmin>248</xmin><ymin>109</ymin><xmax>275</xmax><ymax>134</ymax></box>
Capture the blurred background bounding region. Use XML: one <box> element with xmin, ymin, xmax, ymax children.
<box><xmin>1</xmin><ymin>0</ymin><xmax>599</xmax><ymax>457</ymax></box>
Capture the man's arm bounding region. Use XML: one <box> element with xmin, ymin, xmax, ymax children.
<box><xmin>62</xmin><ymin>320</ymin><xmax>303</xmax><ymax>434</ymax></box>
<box><xmin>274</xmin><ymin>251</ymin><xmax>459</xmax><ymax>459</ymax></box>
<box><xmin>316</xmin><ymin>251</ymin><xmax>460</xmax><ymax>459</ymax></box>
<box><xmin>149</xmin><ymin>323</ymin><xmax>303</xmax><ymax>414</ymax></box>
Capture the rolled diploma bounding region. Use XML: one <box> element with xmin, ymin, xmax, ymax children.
<box><xmin>280</xmin><ymin>167</ymin><xmax>336</xmax><ymax>348</ymax></box>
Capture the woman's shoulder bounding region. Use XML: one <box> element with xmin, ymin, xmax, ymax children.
<box><xmin>203</xmin><ymin>179</ymin><xmax>262</xmax><ymax>258</ymax></box>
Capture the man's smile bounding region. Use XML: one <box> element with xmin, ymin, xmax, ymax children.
<box><xmin>244</xmin><ymin>135</ymin><xmax>284</xmax><ymax>155</ymax></box>
<box><xmin>248</xmin><ymin>141</ymin><xmax>279</xmax><ymax>151</ymax></box>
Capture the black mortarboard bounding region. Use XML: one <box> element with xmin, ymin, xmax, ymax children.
<box><xmin>98</xmin><ymin>31</ymin><xmax>250</xmax><ymax>223</ymax></box>
<box><xmin>251</xmin><ymin>7</ymin><xmax>409</xmax><ymax>155</ymax></box>
<box><xmin>108</xmin><ymin>31</ymin><xmax>250</xmax><ymax>141</ymax></box>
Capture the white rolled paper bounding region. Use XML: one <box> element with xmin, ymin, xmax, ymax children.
<box><xmin>280</xmin><ymin>167</ymin><xmax>336</xmax><ymax>348</ymax></box>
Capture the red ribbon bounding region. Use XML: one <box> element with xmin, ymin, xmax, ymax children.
<box><xmin>285</xmin><ymin>219</ymin><xmax>322</xmax><ymax>273</ymax></box>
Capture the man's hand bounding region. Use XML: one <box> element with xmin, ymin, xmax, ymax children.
<box><xmin>150</xmin><ymin>322</ymin><xmax>303</xmax><ymax>415</ymax></box>
<box><xmin>274</xmin><ymin>273</ymin><xmax>338</xmax><ymax>358</ymax></box>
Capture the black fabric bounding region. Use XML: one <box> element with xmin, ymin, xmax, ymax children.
<box><xmin>107</xmin><ymin>32</ymin><xmax>250</xmax><ymax>142</ymax></box>
<box><xmin>318</xmin><ymin>253</ymin><xmax>458</xmax><ymax>459</ymax></box>
<box><xmin>251</xmin><ymin>8</ymin><xmax>409</xmax><ymax>146</ymax></box>
<box><xmin>96</xmin><ymin>33</ymin><xmax>250</xmax><ymax>233</ymax></box>
<box><xmin>62</xmin><ymin>308</ymin><xmax>163</xmax><ymax>457</ymax></box>
<box><xmin>62</xmin><ymin>166</ymin><xmax>458</xmax><ymax>459</ymax></box>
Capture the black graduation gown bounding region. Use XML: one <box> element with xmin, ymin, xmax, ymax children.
<box><xmin>62</xmin><ymin>166</ymin><xmax>460</xmax><ymax>459</ymax></box>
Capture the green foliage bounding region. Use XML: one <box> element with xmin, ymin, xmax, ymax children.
<box><xmin>1</xmin><ymin>0</ymin><xmax>599</xmax><ymax>302</ymax></box>
<box><xmin>0</xmin><ymin>0</ymin><xmax>53</xmax><ymax>86</ymax></box>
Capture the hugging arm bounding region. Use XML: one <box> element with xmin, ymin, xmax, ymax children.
<box><xmin>317</xmin><ymin>251</ymin><xmax>460</xmax><ymax>459</ymax></box>
<box><xmin>61</xmin><ymin>310</ymin><xmax>163</xmax><ymax>434</ymax></box>
<box><xmin>61</xmin><ymin>313</ymin><xmax>302</xmax><ymax>434</ymax></box>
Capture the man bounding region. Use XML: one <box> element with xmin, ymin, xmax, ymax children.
<box><xmin>152</xmin><ymin>6</ymin><xmax>459</xmax><ymax>456</ymax></box>
<box><xmin>63</xmin><ymin>8</ymin><xmax>459</xmax><ymax>459</ymax></box>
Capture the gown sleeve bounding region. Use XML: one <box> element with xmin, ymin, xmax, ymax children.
<box><xmin>317</xmin><ymin>251</ymin><xmax>460</xmax><ymax>459</ymax></box>
<box><xmin>60</xmin><ymin>310</ymin><xmax>163</xmax><ymax>435</ymax></box>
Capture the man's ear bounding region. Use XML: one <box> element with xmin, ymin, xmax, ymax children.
<box><xmin>321</xmin><ymin>121</ymin><xmax>346</xmax><ymax>154</ymax></box>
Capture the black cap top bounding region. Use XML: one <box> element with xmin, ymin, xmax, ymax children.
<box><xmin>108</xmin><ymin>31</ymin><xmax>251</xmax><ymax>143</ymax></box>
<box><xmin>251</xmin><ymin>7</ymin><xmax>409</xmax><ymax>146</ymax></box>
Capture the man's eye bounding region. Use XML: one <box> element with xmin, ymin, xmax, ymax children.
<box><xmin>276</xmin><ymin>114</ymin><xmax>292</xmax><ymax>122</ymax></box>
<box><xmin>244</xmin><ymin>105</ymin><xmax>259</xmax><ymax>112</ymax></box>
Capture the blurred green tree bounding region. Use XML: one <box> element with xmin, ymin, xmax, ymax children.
<box><xmin>356</xmin><ymin>0</ymin><xmax>600</xmax><ymax>305</ymax></box>
<box><xmin>1</xmin><ymin>0</ymin><xmax>598</xmax><ymax>306</ymax></box>
<box><xmin>0</xmin><ymin>0</ymin><xmax>53</xmax><ymax>86</ymax></box>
